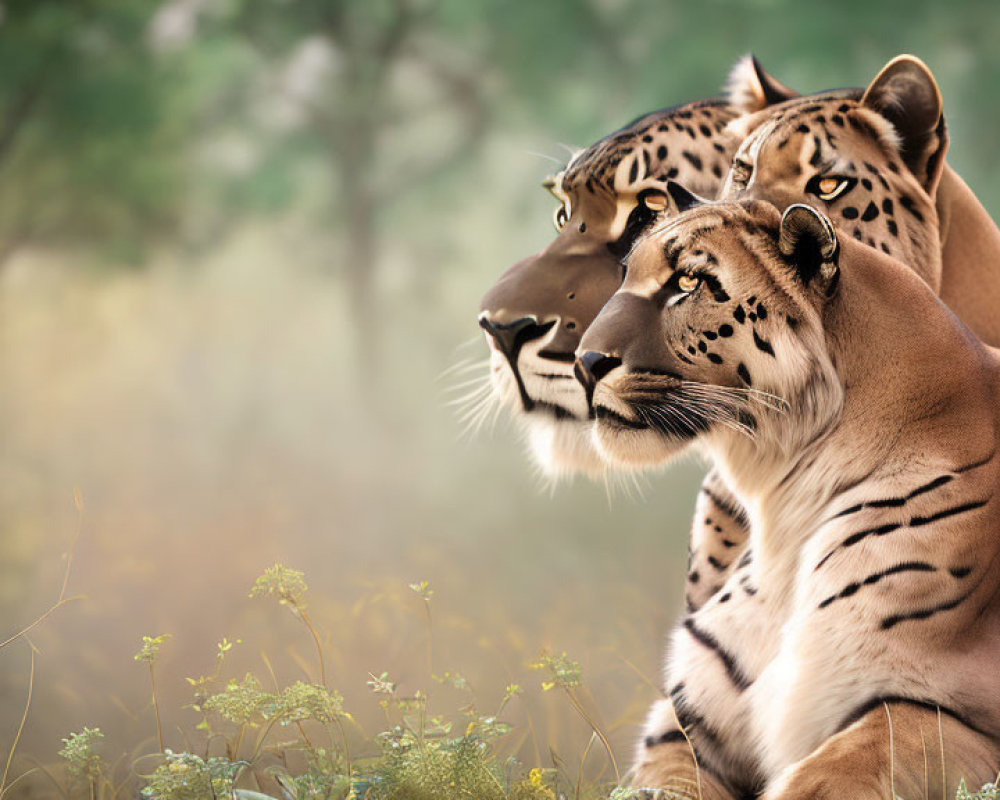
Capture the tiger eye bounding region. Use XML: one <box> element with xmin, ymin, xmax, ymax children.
<box><xmin>678</xmin><ymin>275</ymin><xmax>699</xmax><ymax>293</ymax></box>
<box><xmin>818</xmin><ymin>177</ymin><xmax>840</xmax><ymax>195</ymax></box>
<box><xmin>644</xmin><ymin>192</ymin><xmax>668</xmax><ymax>211</ymax></box>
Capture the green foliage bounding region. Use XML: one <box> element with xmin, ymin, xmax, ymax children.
<box><xmin>57</xmin><ymin>727</ymin><xmax>104</xmax><ymax>783</ymax></box>
<box><xmin>273</xmin><ymin>682</ymin><xmax>347</xmax><ymax>725</ymax></box>
<box><xmin>368</xmin><ymin>734</ymin><xmax>549</xmax><ymax>800</ymax></box>
<box><xmin>202</xmin><ymin>673</ymin><xmax>273</xmax><ymax>727</ymax></box>
<box><xmin>250</xmin><ymin>563</ymin><xmax>309</xmax><ymax>610</ymax></box>
<box><xmin>139</xmin><ymin>751</ymin><xmax>243</xmax><ymax>800</ymax></box>
<box><xmin>134</xmin><ymin>633</ymin><xmax>171</xmax><ymax>664</ymax></box>
<box><xmin>957</xmin><ymin>780</ymin><xmax>999</xmax><ymax>800</ymax></box>
<box><xmin>529</xmin><ymin>652</ymin><xmax>582</xmax><ymax>691</ymax></box>
<box><xmin>42</xmin><ymin>565</ymin><xmax>1000</xmax><ymax>800</ymax></box>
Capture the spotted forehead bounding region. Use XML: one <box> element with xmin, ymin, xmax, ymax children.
<box><xmin>562</xmin><ymin>99</ymin><xmax>739</xmax><ymax>195</ymax></box>
<box><xmin>635</xmin><ymin>203</ymin><xmax>778</xmax><ymax>279</ymax></box>
<box><xmin>735</xmin><ymin>89</ymin><xmax>898</xmax><ymax>162</ymax></box>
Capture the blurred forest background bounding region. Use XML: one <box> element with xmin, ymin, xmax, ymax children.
<box><xmin>3</xmin><ymin>0</ymin><xmax>1000</xmax><ymax>795</ymax></box>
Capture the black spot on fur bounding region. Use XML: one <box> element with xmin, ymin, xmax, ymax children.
<box><xmin>718</xmin><ymin>324</ymin><xmax>733</xmax><ymax>338</ymax></box>
<box><xmin>861</xmin><ymin>178</ymin><xmax>872</xmax><ymax>190</ymax></box>
<box><xmin>645</xmin><ymin>730</ymin><xmax>686</xmax><ymax>748</ymax></box>
<box><xmin>752</xmin><ymin>330</ymin><xmax>774</xmax><ymax>357</ymax></box>
<box><xmin>682</xmin><ymin>151</ymin><xmax>703</xmax><ymax>171</ymax></box>
<box><xmin>733</xmin><ymin>306</ymin><xmax>746</xmax><ymax>324</ymax></box>
<box><xmin>719</xmin><ymin>592</ymin><xmax>731</xmax><ymax>603</ymax></box>
<box><xmin>737</xmin><ymin>362</ymin><xmax>752</xmax><ymax>386</ymax></box>
<box><xmin>809</xmin><ymin>135</ymin><xmax>824</xmax><ymax>167</ymax></box>
<box><xmin>899</xmin><ymin>194</ymin><xmax>924</xmax><ymax>221</ymax></box>
<box><xmin>842</xmin><ymin>206</ymin><xmax>859</xmax><ymax>220</ymax></box>
<box><xmin>861</xmin><ymin>201</ymin><xmax>879</xmax><ymax>221</ymax></box>
<box><xmin>657</xmin><ymin>145</ymin><xmax>667</xmax><ymax>160</ymax></box>
<box><xmin>882</xmin><ymin>198</ymin><xmax>894</xmax><ymax>215</ymax></box>
<box><xmin>887</xmin><ymin>219</ymin><xmax>898</xmax><ymax>237</ymax></box>
<box><xmin>707</xmin><ymin>352</ymin><xmax>723</xmax><ymax>364</ymax></box>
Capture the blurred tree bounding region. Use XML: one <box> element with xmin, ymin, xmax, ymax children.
<box><xmin>167</xmin><ymin>0</ymin><xmax>634</xmax><ymax>379</ymax></box>
<box><xmin>175</xmin><ymin>0</ymin><xmax>491</xmax><ymax>381</ymax></box>
<box><xmin>0</xmin><ymin>0</ymin><xmax>188</xmax><ymax>266</ymax></box>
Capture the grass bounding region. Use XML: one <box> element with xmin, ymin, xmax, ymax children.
<box><xmin>3</xmin><ymin>558</ymin><xmax>998</xmax><ymax>800</ymax></box>
<box><xmin>5</xmin><ymin>563</ymin><xmax>629</xmax><ymax>800</ymax></box>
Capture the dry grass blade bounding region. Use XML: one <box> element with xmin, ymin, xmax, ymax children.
<box><xmin>1</xmin><ymin>642</ymin><xmax>36</xmax><ymax>798</ymax></box>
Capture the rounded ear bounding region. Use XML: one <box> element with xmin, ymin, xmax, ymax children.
<box><xmin>861</xmin><ymin>55</ymin><xmax>948</xmax><ymax>192</ymax></box>
<box><xmin>725</xmin><ymin>54</ymin><xmax>799</xmax><ymax>114</ymax></box>
<box><xmin>779</xmin><ymin>204</ymin><xmax>840</xmax><ymax>293</ymax></box>
<box><xmin>665</xmin><ymin>181</ymin><xmax>711</xmax><ymax>214</ymax></box>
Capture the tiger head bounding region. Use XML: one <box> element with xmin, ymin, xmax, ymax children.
<box><xmin>477</xmin><ymin>58</ymin><xmax>796</xmax><ymax>478</ymax></box>
<box><xmin>575</xmin><ymin>196</ymin><xmax>843</xmax><ymax>476</ymax></box>
<box><xmin>722</xmin><ymin>55</ymin><xmax>947</xmax><ymax>291</ymax></box>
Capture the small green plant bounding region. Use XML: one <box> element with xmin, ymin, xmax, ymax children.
<box><xmin>957</xmin><ymin>780</ymin><xmax>999</xmax><ymax>800</ymax></box>
<box><xmin>251</xmin><ymin>564</ymin><xmax>327</xmax><ymax>688</ymax></box>
<box><xmin>135</xmin><ymin>634</ymin><xmax>171</xmax><ymax>752</ymax></box>
<box><xmin>531</xmin><ymin>651</ymin><xmax>619</xmax><ymax>786</ymax></box>
<box><xmin>58</xmin><ymin>727</ymin><xmax>109</xmax><ymax>799</ymax></box>
<box><xmin>139</xmin><ymin>751</ymin><xmax>243</xmax><ymax>800</ymax></box>
<box><xmin>38</xmin><ymin>566</ymin><xmax>999</xmax><ymax>800</ymax></box>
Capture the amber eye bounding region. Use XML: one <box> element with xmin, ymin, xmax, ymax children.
<box><xmin>554</xmin><ymin>204</ymin><xmax>569</xmax><ymax>231</ymax></box>
<box><xmin>808</xmin><ymin>175</ymin><xmax>857</xmax><ymax>202</ymax></box>
<box><xmin>678</xmin><ymin>274</ymin><xmax>700</xmax><ymax>293</ymax></box>
<box><xmin>643</xmin><ymin>191</ymin><xmax>668</xmax><ymax>211</ymax></box>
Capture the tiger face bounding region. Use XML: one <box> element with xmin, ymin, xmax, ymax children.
<box><xmin>722</xmin><ymin>56</ymin><xmax>946</xmax><ymax>292</ymax></box>
<box><xmin>478</xmin><ymin>58</ymin><xmax>795</xmax><ymax>477</ymax></box>
<box><xmin>576</xmin><ymin>197</ymin><xmax>841</xmax><ymax>472</ymax></box>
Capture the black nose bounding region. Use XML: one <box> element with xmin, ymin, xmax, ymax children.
<box><xmin>574</xmin><ymin>351</ymin><xmax>622</xmax><ymax>387</ymax></box>
<box><xmin>478</xmin><ymin>314</ymin><xmax>553</xmax><ymax>359</ymax></box>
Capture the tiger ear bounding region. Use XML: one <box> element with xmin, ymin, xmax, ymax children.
<box><xmin>779</xmin><ymin>204</ymin><xmax>840</xmax><ymax>295</ymax></box>
<box><xmin>665</xmin><ymin>181</ymin><xmax>710</xmax><ymax>214</ymax></box>
<box><xmin>725</xmin><ymin>54</ymin><xmax>799</xmax><ymax>114</ymax></box>
<box><xmin>861</xmin><ymin>55</ymin><xmax>948</xmax><ymax>193</ymax></box>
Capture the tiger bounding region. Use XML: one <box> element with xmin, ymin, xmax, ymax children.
<box><xmin>574</xmin><ymin>197</ymin><xmax>1000</xmax><ymax>799</ymax></box>
<box><xmin>682</xmin><ymin>54</ymin><xmax>1000</xmax><ymax>613</ymax></box>
<box><xmin>723</xmin><ymin>54</ymin><xmax>1000</xmax><ymax>347</ymax></box>
<box><xmin>478</xmin><ymin>56</ymin><xmax>795</xmax><ymax>610</ymax></box>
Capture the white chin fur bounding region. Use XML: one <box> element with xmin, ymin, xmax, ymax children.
<box><xmin>525</xmin><ymin>417</ymin><xmax>606</xmax><ymax>480</ymax></box>
<box><xmin>592</xmin><ymin>421</ymin><xmax>691</xmax><ymax>470</ymax></box>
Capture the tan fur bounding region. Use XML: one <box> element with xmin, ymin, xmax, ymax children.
<box><xmin>578</xmin><ymin>200</ymin><xmax>1000</xmax><ymax>797</ymax></box>
<box><xmin>724</xmin><ymin>55</ymin><xmax>1000</xmax><ymax>347</ymax></box>
<box><xmin>478</xmin><ymin>96</ymin><xmax>743</xmax><ymax>477</ymax></box>
<box><xmin>765</xmin><ymin>703</ymin><xmax>999</xmax><ymax>800</ymax></box>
